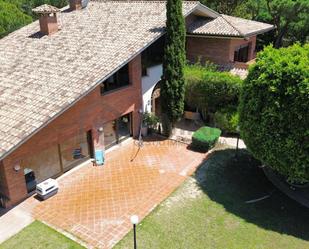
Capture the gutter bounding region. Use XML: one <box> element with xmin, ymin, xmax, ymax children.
<box><xmin>187</xmin><ymin>24</ymin><xmax>275</xmax><ymax>40</ymax></box>
<box><xmin>186</xmin><ymin>33</ymin><xmax>244</xmax><ymax>39</ymax></box>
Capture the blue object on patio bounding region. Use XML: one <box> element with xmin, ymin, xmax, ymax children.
<box><xmin>95</xmin><ymin>149</ymin><xmax>105</xmax><ymax>165</ymax></box>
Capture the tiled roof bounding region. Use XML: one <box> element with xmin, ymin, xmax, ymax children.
<box><xmin>32</xmin><ymin>4</ymin><xmax>60</xmax><ymax>14</ymax></box>
<box><xmin>188</xmin><ymin>14</ymin><xmax>274</xmax><ymax>37</ymax></box>
<box><xmin>0</xmin><ymin>0</ymin><xmax>200</xmax><ymax>159</ymax></box>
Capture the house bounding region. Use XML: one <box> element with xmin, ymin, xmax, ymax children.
<box><xmin>0</xmin><ymin>0</ymin><xmax>273</xmax><ymax>208</ymax></box>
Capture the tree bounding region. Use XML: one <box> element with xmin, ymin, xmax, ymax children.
<box><xmin>201</xmin><ymin>0</ymin><xmax>309</xmax><ymax>48</ymax></box>
<box><xmin>0</xmin><ymin>0</ymin><xmax>32</xmax><ymax>38</ymax></box>
<box><xmin>161</xmin><ymin>0</ymin><xmax>186</xmax><ymax>134</ymax></box>
<box><xmin>0</xmin><ymin>0</ymin><xmax>68</xmax><ymax>38</ymax></box>
<box><xmin>201</xmin><ymin>0</ymin><xmax>246</xmax><ymax>15</ymax></box>
<box><xmin>265</xmin><ymin>0</ymin><xmax>309</xmax><ymax>48</ymax></box>
<box><xmin>239</xmin><ymin>44</ymin><xmax>309</xmax><ymax>183</ymax></box>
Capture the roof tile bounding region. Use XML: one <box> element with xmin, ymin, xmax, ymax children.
<box><xmin>0</xmin><ymin>0</ymin><xmax>198</xmax><ymax>159</ymax></box>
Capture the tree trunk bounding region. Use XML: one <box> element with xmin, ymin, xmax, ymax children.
<box><xmin>274</xmin><ymin>23</ymin><xmax>289</xmax><ymax>48</ymax></box>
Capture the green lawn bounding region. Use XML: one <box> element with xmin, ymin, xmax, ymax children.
<box><xmin>0</xmin><ymin>221</ymin><xmax>85</xmax><ymax>249</ymax></box>
<box><xmin>115</xmin><ymin>147</ymin><xmax>309</xmax><ymax>249</ymax></box>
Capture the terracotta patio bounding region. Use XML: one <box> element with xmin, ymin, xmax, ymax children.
<box><xmin>33</xmin><ymin>137</ymin><xmax>206</xmax><ymax>248</ymax></box>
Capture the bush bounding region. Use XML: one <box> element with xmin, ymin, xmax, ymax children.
<box><xmin>0</xmin><ymin>1</ymin><xmax>32</xmax><ymax>38</ymax></box>
<box><xmin>239</xmin><ymin>44</ymin><xmax>309</xmax><ymax>183</ymax></box>
<box><xmin>185</xmin><ymin>64</ymin><xmax>243</xmax><ymax>115</ymax></box>
<box><xmin>192</xmin><ymin>126</ymin><xmax>221</xmax><ymax>152</ymax></box>
<box><xmin>214</xmin><ymin>107</ymin><xmax>239</xmax><ymax>134</ymax></box>
<box><xmin>143</xmin><ymin>112</ymin><xmax>159</xmax><ymax>127</ymax></box>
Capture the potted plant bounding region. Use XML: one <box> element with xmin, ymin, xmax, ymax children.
<box><xmin>141</xmin><ymin>112</ymin><xmax>159</xmax><ymax>136</ymax></box>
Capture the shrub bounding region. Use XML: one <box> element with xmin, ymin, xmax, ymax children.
<box><xmin>192</xmin><ymin>126</ymin><xmax>221</xmax><ymax>152</ymax></box>
<box><xmin>214</xmin><ymin>107</ymin><xmax>239</xmax><ymax>134</ymax></box>
<box><xmin>143</xmin><ymin>112</ymin><xmax>159</xmax><ymax>127</ymax></box>
<box><xmin>239</xmin><ymin>44</ymin><xmax>309</xmax><ymax>183</ymax></box>
<box><xmin>185</xmin><ymin>65</ymin><xmax>243</xmax><ymax>115</ymax></box>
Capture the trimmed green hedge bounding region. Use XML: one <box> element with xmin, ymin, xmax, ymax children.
<box><xmin>185</xmin><ymin>64</ymin><xmax>243</xmax><ymax>115</ymax></box>
<box><xmin>214</xmin><ymin>107</ymin><xmax>239</xmax><ymax>134</ymax></box>
<box><xmin>239</xmin><ymin>44</ymin><xmax>309</xmax><ymax>183</ymax></box>
<box><xmin>192</xmin><ymin>126</ymin><xmax>221</xmax><ymax>152</ymax></box>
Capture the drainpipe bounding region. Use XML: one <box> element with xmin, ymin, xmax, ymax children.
<box><xmin>138</xmin><ymin>109</ymin><xmax>143</xmax><ymax>147</ymax></box>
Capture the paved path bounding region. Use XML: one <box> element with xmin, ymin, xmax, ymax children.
<box><xmin>0</xmin><ymin>198</ymin><xmax>38</xmax><ymax>244</ymax></box>
<box><xmin>219</xmin><ymin>136</ymin><xmax>246</xmax><ymax>149</ymax></box>
<box><xmin>171</xmin><ymin>119</ymin><xmax>247</xmax><ymax>149</ymax></box>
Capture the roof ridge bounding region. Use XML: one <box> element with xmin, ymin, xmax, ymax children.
<box><xmin>220</xmin><ymin>14</ymin><xmax>244</xmax><ymax>37</ymax></box>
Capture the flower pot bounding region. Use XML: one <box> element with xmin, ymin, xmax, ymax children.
<box><xmin>184</xmin><ymin>111</ymin><xmax>201</xmax><ymax>120</ymax></box>
<box><xmin>141</xmin><ymin>126</ymin><xmax>148</xmax><ymax>137</ymax></box>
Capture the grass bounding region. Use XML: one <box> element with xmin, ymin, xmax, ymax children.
<box><xmin>0</xmin><ymin>221</ymin><xmax>85</xmax><ymax>249</ymax></box>
<box><xmin>115</xmin><ymin>147</ymin><xmax>309</xmax><ymax>249</ymax></box>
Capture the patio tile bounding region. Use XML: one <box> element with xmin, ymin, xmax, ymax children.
<box><xmin>33</xmin><ymin>137</ymin><xmax>206</xmax><ymax>248</ymax></box>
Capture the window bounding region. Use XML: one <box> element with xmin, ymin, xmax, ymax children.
<box><xmin>141</xmin><ymin>37</ymin><xmax>164</xmax><ymax>76</ymax></box>
<box><xmin>234</xmin><ymin>44</ymin><xmax>249</xmax><ymax>62</ymax></box>
<box><xmin>100</xmin><ymin>64</ymin><xmax>130</xmax><ymax>94</ymax></box>
<box><xmin>103</xmin><ymin>113</ymin><xmax>132</xmax><ymax>149</ymax></box>
<box><xmin>59</xmin><ymin>132</ymin><xmax>90</xmax><ymax>172</ymax></box>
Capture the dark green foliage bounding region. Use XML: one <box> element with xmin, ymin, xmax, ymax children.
<box><xmin>263</xmin><ymin>0</ymin><xmax>309</xmax><ymax>48</ymax></box>
<box><xmin>201</xmin><ymin>0</ymin><xmax>309</xmax><ymax>48</ymax></box>
<box><xmin>201</xmin><ymin>0</ymin><xmax>246</xmax><ymax>15</ymax></box>
<box><xmin>0</xmin><ymin>1</ymin><xmax>32</xmax><ymax>38</ymax></box>
<box><xmin>18</xmin><ymin>0</ymin><xmax>68</xmax><ymax>17</ymax></box>
<box><xmin>0</xmin><ymin>0</ymin><xmax>68</xmax><ymax>38</ymax></box>
<box><xmin>184</xmin><ymin>64</ymin><xmax>243</xmax><ymax>115</ymax></box>
<box><xmin>143</xmin><ymin>112</ymin><xmax>160</xmax><ymax>127</ymax></box>
<box><xmin>192</xmin><ymin>126</ymin><xmax>221</xmax><ymax>152</ymax></box>
<box><xmin>161</xmin><ymin>0</ymin><xmax>186</xmax><ymax>133</ymax></box>
<box><xmin>239</xmin><ymin>44</ymin><xmax>309</xmax><ymax>183</ymax></box>
<box><xmin>214</xmin><ymin>107</ymin><xmax>239</xmax><ymax>134</ymax></box>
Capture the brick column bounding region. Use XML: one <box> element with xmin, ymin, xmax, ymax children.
<box><xmin>128</xmin><ymin>54</ymin><xmax>142</xmax><ymax>138</ymax></box>
<box><xmin>1</xmin><ymin>158</ymin><xmax>27</xmax><ymax>207</ymax></box>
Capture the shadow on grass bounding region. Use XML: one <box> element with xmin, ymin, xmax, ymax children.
<box><xmin>195</xmin><ymin>148</ymin><xmax>309</xmax><ymax>241</ymax></box>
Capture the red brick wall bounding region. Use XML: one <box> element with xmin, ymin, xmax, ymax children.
<box><xmin>186</xmin><ymin>35</ymin><xmax>257</xmax><ymax>65</ymax></box>
<box><xmin>229</xmin><ymin>36</ymin><xmax>256</xmax><ymax>62</ymax></box>
<box><xmin>1</xmin><ymin>54</ymin><xmax>142</xmax><ymax>207</ymax></box>
<box><xmin>186</xmin><ymin>36</ymin><xmax>232</xmax><ymax>64</ymax></box>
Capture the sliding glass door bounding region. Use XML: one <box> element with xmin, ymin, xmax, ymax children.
<box><xmin>103</xmin><ymin>113</ymin><xmax>132</xmax><ymax>149</ymax></box>
<box><xmin>59</xmin><ymin>132</ymin><xmax>90</xmax><ymax>172</ymax></box>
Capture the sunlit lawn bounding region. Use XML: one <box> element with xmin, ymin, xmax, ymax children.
<box><xmin>115</xmin><ymin>147</ymin><xmax>309</xmax><ymax>249</ymax></box>
<box><xmin>0</xmin><ymin>221</ymin><xmax>85</xmax><ymax>249</ymax></box>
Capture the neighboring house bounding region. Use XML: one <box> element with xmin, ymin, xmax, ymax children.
<box><xmin>0</xmin><ymin>0</ymin><xmax>273</xmax><ymax>208</ymax></box>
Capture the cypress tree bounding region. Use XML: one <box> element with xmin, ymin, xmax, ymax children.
<box><xmin>161</xmin><ymin>0</ymin><xmax>186</xmax><ymax>135</ymax></box>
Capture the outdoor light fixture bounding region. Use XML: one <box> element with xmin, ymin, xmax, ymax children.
<box><xmin>235</xmin><ymin>126</ymin><xmax>240</xmax><ymax>159</ymax></box>
<box><xmin>130</xmin><ymin>215</ymin><xmax>139</xmax><ymax>249</ymax></box>
<box><xmin>98</xmin><ymin>126</ymin><xmax>104</xmax><ymax>132</ymax></box>
<box><xmin>13</xmin><ymin>164</ymin><xmax>21</xmax><ymax>172</ymax></box>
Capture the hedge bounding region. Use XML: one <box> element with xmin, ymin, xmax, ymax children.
<box><xmin>192</xmin><ymin>126</ymin><xmax>221</xmax><ymax>152</ymax></box>
<box><xmin>239</xmin><ymin>44</ymin><xmax>309</xmax><ymax>183</ymax></box>
<box><xmin>214</xmin><ymin>107</ymin><xmax>239</xmax><ymax>134</ymax></box>
<box><xmin>185</xmin><ymin>64</ymin><xmax>243</xmax><ymax>115</ymax></box>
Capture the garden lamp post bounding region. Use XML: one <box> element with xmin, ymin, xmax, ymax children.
<box><xmin>130</xmin><ymin>215</ymin><xmax>139</xmax><ymax>249</ymax></box>
<box><xmin>235</xmin><ymin>126</ymin><xmax>240</xmax><ymax>159</ymax></box>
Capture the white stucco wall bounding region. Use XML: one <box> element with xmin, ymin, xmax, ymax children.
<box><xmin>142</xmin><ymin>64</ymin><xmax>163</xmax><ymax>113</ymax></box>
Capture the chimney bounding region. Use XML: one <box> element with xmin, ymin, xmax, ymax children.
<box><xmin>70</xmin><ymin>0</ymin><xmax>89</xmax><ymax>11</ymax></box>
<box><xmin>32</xmin><ymin>4</ymin><xmax>60</xmax><ymax>36</ymax></box>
